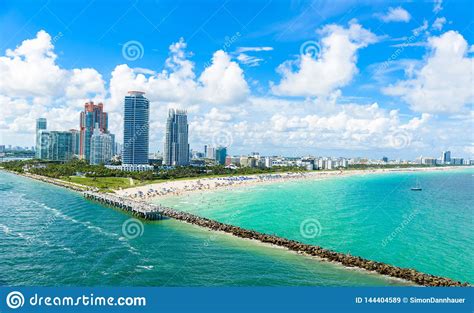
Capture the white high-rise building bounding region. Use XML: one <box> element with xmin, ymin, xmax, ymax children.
<box><xmin>264</xmin><ymin>157</ymin><xmax>273</xmax><ymax>168</ymax></box>
<box><xmin>163</xmin><ymin>109</ymin><xmax>189</xmax><ymax>166</ymax></box>
<box><xmin>441</xmin><ymin>151</ymin><xmax>451</xmax><ymax>164</ymax></box>
<box><xmin>318</xmin><ymin>158</ymin><xmax>326</xmax><ymax>169</ymax></box>
<box><xmin>90</xmin><ymin>124</ymin><xmax>114</xmax><ymax>165</ymax></box>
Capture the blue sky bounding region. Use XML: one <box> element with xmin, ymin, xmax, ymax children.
<box><xmin>0</xmin><ymin>0</ymin><xmax>473</xmax><ymax>159</ymax></box>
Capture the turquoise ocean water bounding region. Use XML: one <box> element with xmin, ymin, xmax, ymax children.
<box><xmin>0</xmin><ymin>171</ymin><xmax>406</xmax><ymax>286</ymax></box>
<box><xmin>157</xmin><ymin>169</ymin><xmax>474</xmax><ymax>283</ymax></box>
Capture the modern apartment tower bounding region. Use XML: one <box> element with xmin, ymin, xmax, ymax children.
<box><xmin>37</xmin><ymin>131</ymin><xmax>73</xmax><ymax>161</ymax></box>
<box><xmin>163</xmin><ymin>109</ymin><xmax>189</xmax><ymax>166</ymax></box>
<box><xmin>49</xmin><ymin>131</ymin><xmax>74</xmax><ymax>161</ymax></box>
<box><xmin>123</xmin><ymin>91</ymin><xmax>150</xmax><ymax>165</ymax></box>
<box><xmin>90</xmin><ymin>123</ymin><xmax>114</xmax><ymax>165</ymax></box>
<box><xmin>79</xmin><ymin>101</ymin><xmax>108</xmax><ymax>161</ymax></box>
<box><xmin>215</xmin><ymin>146</ymin><xmax>227</xmax><ymax>165</ymax></box>
<box><xmin>70</xmin><ymin>129</ymin><xmax>80</xmax><ymax>156</ymax></box>
<box><xmin>441</xmin><ymin>151</ymin><xmax>451</xmax><ymax>164</ymax></box>
<box><xmin>35</xmin><ymin>118</ymin><xmax>47</xmax><ymax>159</ymax></box>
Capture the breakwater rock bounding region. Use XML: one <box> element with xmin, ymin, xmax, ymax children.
<box><xmin>83</xmin><ymin>191</ymin><xmax>469</xmax><ymax>287</ymax></box>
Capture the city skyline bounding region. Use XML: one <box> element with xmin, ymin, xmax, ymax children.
<box><xmin>29</xmin><ymin>102</ymin><xmax>469</xmax><ymax>163</ymax></box>
<box><xmin>0</xmin><ymin>0</ymin><xmax>473</xmax><ymax>159</ymax></box>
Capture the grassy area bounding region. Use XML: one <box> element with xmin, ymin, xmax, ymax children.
<box><xmin>58</xmin><ymin>170</ymin><xmax>307</xmax><ymax>192</ymax></box>
<box><xmin>61</xmin><ymin>176</ymin><xmax>159</xmax><ymax>191</ymax></box>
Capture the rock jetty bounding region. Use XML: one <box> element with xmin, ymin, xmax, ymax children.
<box><xmin>83</xmin><ymin>191</ymin><xmax>469</xmax><ymax>287</ymax></box>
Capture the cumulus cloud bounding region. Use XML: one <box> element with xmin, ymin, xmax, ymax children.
<box><xmin>109</xmin><ymin>39</ymin><xmax>249</xmax><ymax>111</ymax></box>
<box><xmin>0</xmin><ymin>30</ymin><xmax>66</xmax><ymax>98</ymax></box>
<box><xmin>199</xmin><ymin>50</ymin><xmax>249</xmax><ymax>105</ymax></box>
<box><xmin>272</xmin><ymin>21</ymin><xmax>378</xmax><ymax>97</ymax></box>
<box><xmin>431</xmin><ymin>17</ymin><xmax>447</xmax><ymax>31</ymax></box>
<box><xmin>66</xmin><ymin>68</ymin><xmax>106</xmax><ymax>99</ymax></box>
<box><xmin>383</xmin><ymin>31</ymin><xmax>474</xmax><ymax>113</ymax></box>
<box><xmin>0</xmin><ymin>30</ymin><xmax>107</xmax><ymax>144</ymax></box>
<box><xmin>0</xmin><ymin>28</ymin><xmax>471</xmax><ymax>158</ymax></box>
<box><xmin>190</xmin><ymin>97</ymin><xmax>436</xmax><ymax>156</ymax></box>
<box><xmin>378</xmin><ymin>7</ymin><xmax>411</xmax><ymax>23</ymax></box>
<box><xmin>0</xmin><ymin>30</ymin><xmax>105</xmax><ymax>102</ymax></box>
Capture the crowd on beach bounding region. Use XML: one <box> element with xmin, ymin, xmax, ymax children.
<box><xmin>120</xmin><ymin>172</ymin><xmax>311</xmax><ymax>200</ymax></box>
<box><xmin>116</xmin><ymin>166</ymin><xmax>461</xmax><ymax>200</ymax></box>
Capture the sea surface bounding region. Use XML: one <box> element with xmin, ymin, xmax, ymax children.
<box><xmin>0</xmin><ymin>170</ymin><xmax>407</xmax><ymax>286</ymax></box>
<box><xmin>157</xmin><ymin>168</ymin><xmax>474</xmax><ymax>283</ymax></box>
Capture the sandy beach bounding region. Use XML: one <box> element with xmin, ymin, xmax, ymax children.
<box><xmin>113</xmin><ymin>166</ymin><xmax>464</xmax><ymax>201</ymax></box>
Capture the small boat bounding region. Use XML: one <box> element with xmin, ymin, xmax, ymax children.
<box><xmin>411</xmin><ymin>178</ymin><xmax>422</xmax><ymax>191</ymax></box>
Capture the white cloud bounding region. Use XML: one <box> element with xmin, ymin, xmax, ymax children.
<box><xmin>378</xmin><ymin>7</ymin><xmax>411</xmax><ymax>23</ymax></box>
<box><xmin>272</xmin><ymin>21</ymin><xmax>378</xmax><ymax>97</ymax></box>
<box><xmin>433</xmin><ymin>0</ymin><xmax>443</xmax><ymax>13</ymax></box>
<box><xmin>431</xmin><ymin>17</ymin><xmax>446</xmax><ymax>31</ymax></box>
<box><xmin>0</xmin><ymin>30</ymin><xmax>105</xmax><ymax>103</ymax></box>
<box><xmin>199</xmin><ymin>50</ymin><xmax>249</xmax><ymax>105</ymax></box>
<box><xmin>0</xmin><ymin>30</ymin><xmax>107</xmax><ymax>144</ymax></box>
<box><xmin>0</xmin><ymin>30</ymin><xmax>66</xmax><ymax>98</ymax></box>
<box><xmin>236</xmin><ymin>53</ymin><xmax>263</xmax><ymax>67</ymax></box>
<box><xmin>234</xmin><ymin>46</ymin><xmax>273</xmax><ymax>67</ymax></box>
<box><xmin>390</xmin><ymin>42</ymin><xmax>426</xmax><ymax>48</ymax></box>
<box><xmin>109</xmin><ymin>40</ymin><xmax>249</xmax><ymax>111</ymax></box>
<box><xmin>0</xmin><ymin>28</ymin><xmax>472</xmax><ymax>159</ymax></box>
<box><xmin>205</xmin><ymin>107</ymin><xmax>232</xmax><ymax>122</ymax></box>
<box><xmin>193</xmin><ymin>99</ymin><xmax>435</xmax><ymax>154</ymax></box>
<box><xmin>66</xmin><ymin>68</ymin><xmax>105</xmax><ymax>99</ymax></box>
<box><xmin>383</xmin><ymin>31</ymin><xmax>474</xmax><ymax>113</ymax></box>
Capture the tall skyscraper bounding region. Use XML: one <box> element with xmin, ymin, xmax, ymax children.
<box><xmin>215</xmin><ymin>146</ymin><xmax>227</xmax><ymax>165</ymax></box>
<box><xmin>50</xmin><ymin>131</ymin><xmax>74</xmax><ymax>161</ymax></box>
<box><xmin>79</xmin><ymin>101</ymin><xmax>108</xmax><ymax>161</ymax></box>
<box><xmin>37</xmin><ymin>131</ymin><xmax>73</xmax><ymax>161</ymax></box>
<box><xmin>69</xmin><ymin>129</ymin><xmax>80</xmax><ymax>156</ymax></box>
<box><xmin>442</xmin><ymin>151</ymin><xmax>451</xmax><ymax>164</ymax></box>
<box><xmin>35</xmin><ymin>118</ymin><xmax>47</xmax><ymax>159</ymax></box>
<box><xmin>163</xmin><ymin>109</ymin><xmax>189</xmax><ymax>166</ymax></box>
<box><xmin>206</xmin><ymin>146</ymin><xmax>216</xmax><ymax>159</ymax></box>
<box><xmin>90</xmin><ymin>123</ymin><xmax>114</xmax><ymax>165</ymax></box>
<box><xmin>123</xmin><ymin>91</ymin><xmax>149</xmax><ymax>165</ymax></box>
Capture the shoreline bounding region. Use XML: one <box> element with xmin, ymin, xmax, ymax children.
<box><xmin>1</xmin><ymin>167</ymin><xmax>470</xmax><ymax>287</ymax></box>
<box><xmin>114</xmin><ymin>166</ymin><xmax>466</xmax><ymax>201</ymax></box>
